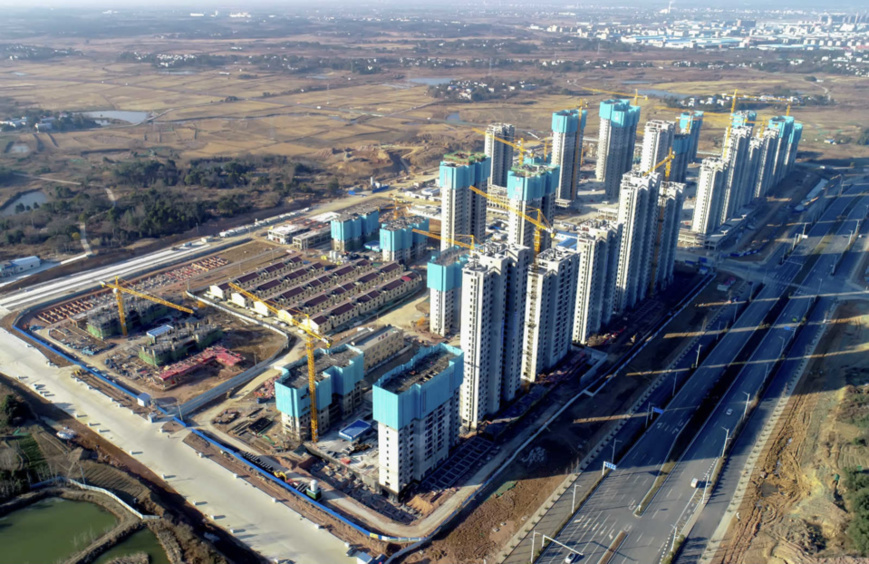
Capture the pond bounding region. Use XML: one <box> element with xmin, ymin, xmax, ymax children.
<box><xmin>81</xmin><ymin>110</ymin><xmax>151</xmax><ymax>125</ymax></box>
<box><xmin>636</xmin><ymin>88</ymin><xmax>690</xmax><ymax>100</ymax></box>
<box><xmin>0</xmin><ymin>497</ymin><xmax>118</xmax><ymax>564</ymax></box>
<box><xmin>407</xmin><ymin>77</ymin><xmax>454</xmax><ymax>86</ymax></box>
<box><xmin>0</xmin><ymin>190</ymin><xmax>48</xmax><ymax>217</ymax></box>
<box><xmin>93</xmin><ymin>528</ymin><xmax>170</xmax><ymax>564</ymax></box>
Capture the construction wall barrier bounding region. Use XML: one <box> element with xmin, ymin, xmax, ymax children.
<box><xmin>9</xmin><ymin>324</ymin><xmax>423</xmax><ymax>542</ymax></box>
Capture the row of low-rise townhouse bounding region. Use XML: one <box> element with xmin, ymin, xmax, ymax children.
<box><xmin>274</xmin><ymin>262</ymin><xmax>404</xmax><ymax>317</ymax></box>
<box><xmin>310</xmin><ymin>272</ymin><xmax>422</xmax><ymax>334</ymax></box>
<box><xmin>212</xmin><ymin>259</ymin><xmax>380</xmax><ymax>316</ymax></box>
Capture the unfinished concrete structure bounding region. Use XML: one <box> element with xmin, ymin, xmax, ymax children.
<box><xmin>652</xmin><ymin>182</ymin><xmax>686</xmax><ymax>292</ymax></box>
<box><xmin>373</xmin><ymin>344</ymin><xmax>463</xmax><ymax>497</ymax></box>
<box><xmin>85</xmin><ymin>299</ymin><xmax>169</xmax><ymax>340</ymax></box>
<box><xmin>485</xmin><ymin>123</ymin><xmax>515</xmax><ymax>193</ymax></box>
<box><xmin>459</xmin><ymin>242</ymin><xmax>531</xmax><ymax>429</ymax></box>
<box><xmin>550</xmin><ymin>109</ymin><xmax>587</xmax><ymax>205</ymax></box>
<box><xmin>679</xmin><ymin>110</ymin><xmax>704</xmax><ymax>162</ymax></box>
<box><xmin>692</xmin><ymin>157</ymin><xmax>729</xmax><ymax>235</ymax></box>
<box><xmin>138</xmin><ymin>322</ymin><xmax>222</xmax><ymax>366</ymax></box>
<box><xmin>572</xmin><ymin>220</ymin><xmax>621</xmax><ymax>345</ymax></box>
<box><xmin>439</xmin><ymin>152</ymin><xmax>490</xmax><ymax>251</ymax></box>
<box><xmin>721</xmin><ymin>125</ymin><xmax>754</xmax><ymax>223</ymax></box>
<box><xmin>275</xmin><ymin>345</ymin><xmax>366</xmax><ymax>441</ymax></box>
<box><xmin>506</xmin><ymin>160</ymin><xmax>559</xmax><ymax>251</ymax></box>
<box><xmin>669</xmin><ymin>133</ymin><xmax>692</xmax><ymax>184</ymax></box>
<box><xmin>597</xmin><ymin>99</ymin><xmax>641</xmax><ymax>201</ymax></box>
<box><xmin>614</xmin><ymin>171</ymin><xmax>661</xmax><ymax>313</ymax></box>
<box><xmin>330</xmin><ymin>205</ymin><xmax>381</xmax><ymax>252</ymax></box>
<box><xmin>640</xmin><ymin>120</ymin><xmax>676</xmax><ymax>174</ymax></box>
<box><xmin>752</xmin><ymin>129</ymin><xmax>780</xmax><ymax>199</ymax></box>
<box><xmin>427</xmin><ymin>247</ymin><xmax>468</xmax><ymax>337</ymax></box>
<box><xmin>522</xmin><ymin>247</ymin><xmax>579</xmax><ymax>384</ymax></box>
<box><xmin>379</xmin><ymin>215</ymin><xmax>429</xmax><ymax>263</ymax></box>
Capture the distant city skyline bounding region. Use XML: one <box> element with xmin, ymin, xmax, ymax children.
<box><xmin>0</xmin><ymin>0</ymin><xmax>865</xmax><ymax>10</ymax></box>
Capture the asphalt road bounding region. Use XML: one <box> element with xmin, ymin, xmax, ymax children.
<box><xmin>675</xmin><ymin>295</ymin><xmax>834</xmax><ymax>563</ymax></box>
<box><xmin>0</xmin><ymin>242</ymin><xmax>213</xmax><ymax>312</ymax></box>
<box><xmin>675</xmin><ymin>182</ymin><xmax>869</xmax><ymax>563</ymax></box>
<box><xmin>535</xmin><ymin>181</ymin><xmax>865</xmax><ymax>564</ymax></box>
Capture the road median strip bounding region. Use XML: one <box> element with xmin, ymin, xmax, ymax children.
<box><xmin>598</xmin><ymin>530</ymin><xmax>627</xmax><ymax>564</ymax></box>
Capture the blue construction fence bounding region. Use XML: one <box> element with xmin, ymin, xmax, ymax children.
<box><xmin>11</xmin><ymin>323</ymin><xmax>423</xmax><ymax>543</ymax></box>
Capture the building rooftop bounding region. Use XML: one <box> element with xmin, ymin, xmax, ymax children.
<box><xmin>432</xmin><ymin>246</ymin><xmax>467</xmax><ymax>266</ymax></box>
<box><xmin>536</xmin><ymin>246</ymin><xmax>577</xmax><ymax>263</ymax></box>
<box><xmin>349</xmin><ymin>325</ymin><xmax>401</xmax><ymax>350</ymax></box>
<box><xmin>510</xmin><ymin>162</ymin><xmax>556</xmax><ymax>178</ymax></box>
<box><xmin>268</xmin><ymin>224</ymin><xmax>307</xmax><ymax>236</ymax></box>
<box><xmin>294</xmin><ymin>224</ymin><xmax>331</xmax><ymax>239</ymax></box>
<box><xmin>282</xmin><ymin>347</ymin><xmax>360</xmax><ymax>389</ymax></box>
<box><xmin>381</xmin><ymin>215</ymin><xmax>426</xmax><ymax>230</ymax></box>
<box><xmin>380</xmin><ymin>347</ymin><xmax>457</xmax><ymax>395</ymax></box>
<box><xmin>334</xmin><ymin>203</ymin><xmax>382</xmax><ymax>222</ymax></box>
<box><xmin>443</xmin><ymin>151</ymin><xmax>488</xmax><ymax>166</ymax></box>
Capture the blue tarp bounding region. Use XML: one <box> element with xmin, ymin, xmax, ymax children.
<box><xmin>339</xmin><ymin>419</ymin><xmax>373</xmax><ymax>441</ymax></box>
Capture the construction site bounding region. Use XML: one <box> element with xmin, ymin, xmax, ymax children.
<box><xmin>4</xmin><ymin>48</ymin><xmax>857</xmax><ymax>564</ymax></box>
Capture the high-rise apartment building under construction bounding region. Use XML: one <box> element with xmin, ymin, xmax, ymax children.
<box><xmin>596</xmin><ymin>99</ymin><xmax>641</xmax><ymax>201</ymax></box>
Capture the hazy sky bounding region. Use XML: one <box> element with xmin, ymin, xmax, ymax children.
<box><xmin>0</xmin><ymin>0</ymin><xmax>852</xmax><ymax>7</ymax></box>
<box><xmin>0</xmin><ymin>0</ymin><xmax>862</xmax><ymax>11</ymax></box>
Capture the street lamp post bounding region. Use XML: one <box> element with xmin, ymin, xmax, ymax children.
<box><xmin>530</xmin><ymin>530</ymin><xmax>538</xmax><ymax>564</ymax></box>
<box><xmin>611</xmin><ymin>439</ymin><xmax>621</xmax><ymax>465</ymax></box>
<box><xmin>721</xmin><ymin>427</ymin><xmax>730</xmax><ymax>459</ymax></box>
<box><xmin>743</xmin><ymin>391</ymin><xmax>751</xmax><ymax>420</ymax></box>
<box><xmin>777</xmin><ymin>335</ymin><xmax>786</xmax><ymax>358</ymax></box>
<box><xmin>695</xmin><ymin>344</ymin><xmax>702</xmax><ymax>368</ymax></box>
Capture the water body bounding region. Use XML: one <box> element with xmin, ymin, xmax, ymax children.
<box><xmin>9</xmin><ymin>144</ymin><xmax>30</xmax><ymax>154</ymax></box>
<box><xmin>623</xmin><ymin>80</ymin><xmax>651</xmax><ymax>85</ymax></box>
<box><xmin>446</xmin><ymin>111</ymin><xmax>461</xmax><ymax>122</ymax></box>
<box><xmin>82</xmin><ymin>110</ymin><xmax>150</xmax><ymax>125</ymax></box>
<box><xmin>0</xmin><ymin>497</ymin><xmax>118</xmax><ymax>564</ymax></box>
<box><xmin>408</xmin><ymin>77</ymin><xmax>454</xmax><ymax>86</ymax></box>
<box><xmin>93</xmin><ymin>528</ymin><xmax>170</xmax><ymax>564</ymax></box>
<box><xmin>637</xmin><ymin>88</ymin><xmax>690</xmax><ymax>100</ymax></box>
<box><xmin>0</xmin><ymin>190</ymin><xmax>48</xmax><ymax>217</ymax></box>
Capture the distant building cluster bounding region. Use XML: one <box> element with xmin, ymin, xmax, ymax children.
<box><xmin>534</xmin><ymin>12</ymin><xmax>869</xmax><ymax>54</ymax></box>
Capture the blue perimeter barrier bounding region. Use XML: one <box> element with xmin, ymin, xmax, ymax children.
<box><xmin>10</xmin><ymin>324</ymin><xmax>423</xmax><ymax>543</ymax></box>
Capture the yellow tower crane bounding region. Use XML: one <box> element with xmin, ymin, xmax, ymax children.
<box><xmin>380</xmin><ymin>194</ymin><xmax>418</xmax><ymax>220</ymax></box>
<box><xmin>472</xmin><ymin>127</ymin><xmax>535</xmax><ymax>167</ymax></box>
<box><xmin>643</xmin><ymin>149</ymin><xmax>676</xmax><ymax>181</ymax></box>
<box><xmin>101</xmin><ymin>277</ymin><xmax>194</xmax><ymax>337</ymax></box>
<box><xmin>227</xmin><ymin>282</ymin><xmax>332</xmax><ymax>442</ymax></box>
<box><xmin>412</xmin><ymin>229</ymin><xmax>476</xmax><ymax>250</ymax></box>
<box><xmin>468</xmin><ymin>185</ymin><xmax>554</xmax><ymax>256</ymax></box>
<box><xmin>582</xmin><ymin>87</ymin><xmax>648</xmax><ymax>106</ymax></box>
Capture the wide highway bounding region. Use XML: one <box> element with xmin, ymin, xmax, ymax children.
<box><xmin>535</xmin><ymin>179</ymin><xmax>866</xmax><ymax>564</ymax></box>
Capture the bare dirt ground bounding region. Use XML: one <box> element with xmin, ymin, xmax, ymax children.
<box><xmin>716</xmin><ymin>301</ymin><xmax>869</xmax><ymax>564</ymax></box>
